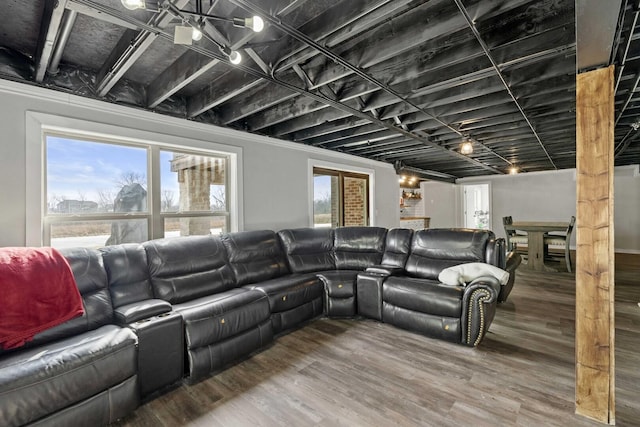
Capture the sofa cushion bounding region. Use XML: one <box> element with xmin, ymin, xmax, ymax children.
<box><xmin>101</xmin><ymin>243</ymin><xmax>154</xmax><ymax>308</ymax></box>
<box><xmin>334</xmin><ymin>226</ymin><xmax>387</xmax><ymax>270</ymax></box>
<box><xmin>144</xmin><ymin>235</ymin><xmax>236</xmax><ymax>304</ymax></box>
<box><xmin>380</xmin><ymin>228</ymin><xmax>413</xmax><ymax>268</ymax></box>
<box><xmin>222</xmin><ymin>230</ymin><xmax>289</xmax><ymax>285</ymax></box>
<box><xmin>405</xmin><ymin>229</ymin><xmax>493</xmax><ymax>280</ymax></box>
<box><xmin>277</xmin><ymin>227</ymin><xmax>335</xmax><ymax>273</ymax></box>
<box><xmin>0</xmin><ymin>325</ymin><xmax>137</xmax><ymax>427</ymax></box>
<box><xmin>383</xmin><ymin>277</ymin><xmax>463</xmax><ymax>318</ymax></box>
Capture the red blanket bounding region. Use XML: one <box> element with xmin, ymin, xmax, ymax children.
<box><xmin>0</xmin><ymin>247</ymin><xmax>84</xmax><ymax>350</ymax></box>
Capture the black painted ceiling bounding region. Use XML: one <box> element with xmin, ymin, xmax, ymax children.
<box><xmin>0</xmin><ymin>0</ymin><xmax>638</xmax><ymax>181</ymax></box>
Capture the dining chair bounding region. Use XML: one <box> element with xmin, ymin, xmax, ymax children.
<box><xmin>502</xmin><ymin>216</ymin><xmax>528</xmax><ymax>253</ymax></box>
<box><xmin>543</xmin><ymin>216</ymin><xmax>576</xmax><ymax>273</ymax></box>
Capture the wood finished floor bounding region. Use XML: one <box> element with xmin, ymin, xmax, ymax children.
<box><xmin>114</xmin><ymin>255</ymin><xmax>640</xmax><ymax>427</ymax></box>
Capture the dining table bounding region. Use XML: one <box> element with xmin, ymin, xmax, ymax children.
<box><xmin>504</xmin><ymin>221</ymin><xmax>570</xmax><ymax>272</ymax></box>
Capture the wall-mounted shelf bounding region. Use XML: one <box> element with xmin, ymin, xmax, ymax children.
<box><xmin>401</xmin><ymin>190</ymin><xmax>422</xmax><ymax>200</ymax></box>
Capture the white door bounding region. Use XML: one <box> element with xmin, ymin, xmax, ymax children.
<box><xmin>463</xmin><ymin>184</ymin><xmax>490</xmax><ymax>229</ymax></box>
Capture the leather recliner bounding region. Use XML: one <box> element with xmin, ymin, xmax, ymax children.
<box><xmin>0</xmin><ymin>248</ymin><xmax>139</xmax><ymax>427</ymax></box>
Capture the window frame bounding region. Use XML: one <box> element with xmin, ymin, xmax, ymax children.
<box><xmin>308</xmin><ymin>159</ymin><xmax>375</xmax><ymax>228</ymax></box>
<box><xmin>26</xmin><ymin>112</ymin><xmax>242</xmax><ymax>246</ymax></box>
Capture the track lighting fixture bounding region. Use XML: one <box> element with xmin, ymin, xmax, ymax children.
<box><xmin>220</xmin><ymin>46</ymin><xmax>242</xmax><ymax>64</ymax></box>
<box><xmin>191</xmin><ymin>26</ymin><xmax>202</xmax><ymax>41</ymax></box>
<box><xmin>121</xmin><ymin>0</ymin><xmax>255</xmax><ymax>64</ymax></box>
<box><xmin>121</xmin><ymin>1</ymin><xmax>265</xmax><ymax>34</ymax></box>
<box><xmin>232</xmin><ymin>16</ymin><xmax>264</xmax><ymax>32</ymax></box>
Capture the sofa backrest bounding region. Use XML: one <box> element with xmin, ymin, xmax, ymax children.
<box><xmin>16</xmin><ymin>248</ymin><xmax>114</xmax><ymax>351</ymax></box>
<box><xmin>380</xmin><ymin>228</ymin><xmax>413</xmax><ymax>268</ymax></box>
<box><xmin>405</xmin><ymin>229</ymin><xmax>495</xmax><ymax>280</ymax></box>
<box><xmin>143</xmin><ymin>235</ymin><xmax>235</xmax><ymax>304</ymax></box>
<box><xmin>222</xmin><ymin>230</ymin><xmax>289</xmax><ymax>285</ymax></box>
<box><xmin>334</xmin><ymin>226</ymin><xmax>387</xmax><ymax>270</ymax></box>
<box><xmin>277</xmin><ymin>227</ymin><xmax>335</xmax><ymax>273</ymax></box>
<box><xmin>101</xmin><ymin>243</ymin><xmax>154</xmax><ymax>308</ymax></box>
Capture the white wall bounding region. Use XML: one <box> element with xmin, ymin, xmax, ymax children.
<box><xmin>421</xmin><ymin>180</ymin><xmax>459</xmax><ymax>228</ymax></box>
<box><xmin>0</xmin><ymin>80</ymin><xmax>399</xmax><ymax>247</ymax></box>
<box><xmin>457</xmin><ymin>167</ymin><xmax>640</xmax><ymax>253</ymax></box>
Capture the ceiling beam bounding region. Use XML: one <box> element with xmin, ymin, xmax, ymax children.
<box><xmin>230</xmin><ymin>0</ymin><xmax>516</xmax><ymax>169</ymax></box>
<box><xmin>260</xmin><ymin>36</ymin><xmax>574</xmax><ymax>148</ymax></box>
<box><xmin>290</xmin><ymin>117</ymin><xmax>369</xmax><ymax>141</ymax></box>
<box><xmin>186</xmin><ymin>0</ymin><xmax>416</xmax><ymax>118</ymax></box>
<box><xmin>453</xmin><ymin>0</ymin><xmax>558</xmax><ymax>170</ymax></box>
<box><xmin>273</xmin><ymin>0</ymin><xmax>421</xmax><ymax>74</ymax></box>
<box><xmin>34</xmin><ymin>0</ymin><xmax>69</xmax><ymax>83</ymax></box>
<box><xmin>94</xmin><ymin>0</ymin><xmax>190</xmax><ymax>97</ymax></box>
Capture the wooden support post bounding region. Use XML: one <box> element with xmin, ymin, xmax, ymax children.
<box><xmin>575</xmin><ymin>65</ymin><xmax>615</xmax><ymax>424</ymax></box>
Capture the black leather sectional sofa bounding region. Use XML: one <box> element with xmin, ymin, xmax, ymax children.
<box><xmin>0</xmin><ymin>227</ymin><xmax>520</xmax><ymax>426</ymax></box>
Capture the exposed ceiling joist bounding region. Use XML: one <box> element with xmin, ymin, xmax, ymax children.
<box><xmin>34</xmin><ymin>0</ymin><xmax>69</xmax><ymax>82</ymax></box>
<box><xmin>453</xmin><ymin>0</ymin><xmax>558</xmax><ymax>170</ymax></box>
<box><xmin>5</xmin><ymin>0</ymin><xmax>639</xmax><ymax>179</ymax></box>
<box><xmin>95</xmin><ymin>0</ymin><xmax>190</xmax><ymax>97</ymax></box>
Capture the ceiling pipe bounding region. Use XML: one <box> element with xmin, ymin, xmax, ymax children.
<box><xmin>47</xmin><ymin>10</ymin><xmax>77</xmax><ymax>75</ymax></box>
<box><xmin>452</xmin><ymin>0</ymin><xmax>557</xmax><ymax>170</ymax></box>
<box><xmin>615</xmin><ymin>2</ymin><xmax>640</xmax><ymax>123</ymax></box>
<box><xmin>614</xmin><ymin>125</ymin><xmax>639</xmax><ymax>158</ymax></box>
<box><xmin>395</xmin><ymin>162</ymin><xmax>457</xmax><ymax>183</ymax></box>
<box><xmin>226</xmin><ymin>0</ymin><xmax>511</xmax><ymax>170</ymax></box>
<box><xmin>615</xmin><ymin>72</ymin><xmax>640</xmax><ymax>125</ymax></box>
<box><xmin>613</xmin><ymin>4</ymin><xmax>634</xmax><ymax>93</ymax></box>
<box><xmin>63</xmin><ymin>0</ymin><xmax>503</xmax><ymax>176</ymax></box>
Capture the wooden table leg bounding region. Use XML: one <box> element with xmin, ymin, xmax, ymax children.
<box><xmin>527</xmin><ymin>231</ymin><xmax>545</xmax><ymax>271</ymax></box>
<box><xmin>526</xmin><ymin>231</ymin><xmax>559</xmax><ymax>272</ymax></box>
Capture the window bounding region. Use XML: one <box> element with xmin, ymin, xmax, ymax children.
<box><xmin>313</xmin><ymin>167</ymin><xmax>370</xmax><ymax>227</ymax></box>
<box><xmin>44</xmin><ymin>134</ymin><xmax>230</xmax><ymax>248</ymax></box>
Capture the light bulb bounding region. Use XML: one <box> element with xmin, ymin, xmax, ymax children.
<box><xmin>229</xmin><ymin>50</ymin><xmax>242</xmax><ymax>65</ymax></box>
<box><xmin>121</xmin><ymin>0</ymin><xmax>145</xmax><ymax>10</ymax></box>
<box><xmin>509</xmin><ymin>166</ymin><xmax>519</xmax><ymax>175</ymax></box>
<box><xmin>192</xmin><ymin>28</ymin><xmax>202</xmax><ymax>41</ymax></box>
<box><xmin>249</xmin><ymin>16</ymin><xmax>264</xmax><ymax>32</ymax></box>
<box><xmin>460</xmin><ymin>141</ymin><xmax>473</xmax><ymax>155</ymax></box>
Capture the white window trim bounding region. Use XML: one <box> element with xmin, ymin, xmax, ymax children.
<box><xmin>308</xmin><ymin>158</ymin><xmax>375</xmax><ymax>227</ymax></box>
<box><xmin>26</xmin><ymin>112</ymin><xmax>243</xmax><ymax>246</ymax></box>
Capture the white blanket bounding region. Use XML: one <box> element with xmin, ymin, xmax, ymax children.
<box><xmin>438</xmin><ymin>262</ymin><xmax>509</xmax><ymax>287</ymax></box>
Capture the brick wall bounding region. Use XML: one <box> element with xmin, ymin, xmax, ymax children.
<box><xmin>344</xmin><ymin>177</ymin><xmax>366</xmax><ymax>226</ymax></box>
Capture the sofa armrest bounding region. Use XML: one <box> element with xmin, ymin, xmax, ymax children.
<box><xmin>364</xmin><ymin>265</ymin><xmax>405</xmax><ymax>276</ymax></box>
<box><xmin>460</xmin><ymin>278</ymin><xmax>500</xmax><ymax>347</ymax></box>
<box><xmin>498</xmin><ymin>251</ymin><xmax>522</xmax><ymax>303</ymax></box>
<box><xmin>505</xmin><ymin>251</ymin><xmax>522</xmax><ymax>272</ymax></box>
<box><xmin>113</xmin><ymin>299</ymin><xmax>172</xmax><ymax>325</ymax></box>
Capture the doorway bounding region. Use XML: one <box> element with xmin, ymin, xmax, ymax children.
<box><xmin>313</xmin><ymin>167</ymin><xmax>369</xmax><ymax>228</ymax></box>
<box><xmin>462</xmin><ymin>183</ymin><xmax>490</xmax><ymax>229</ymax></box>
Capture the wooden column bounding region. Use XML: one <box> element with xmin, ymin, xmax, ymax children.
<box><xmin>575</xmin><ymin>65</ymin><xmax>615</xmax><ymax>424</ymax></box>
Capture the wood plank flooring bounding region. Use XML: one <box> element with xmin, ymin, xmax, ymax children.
<box><xmin>113</xmin><ymin>255</ymin><xmax>640</xmax><ymax>427</ymax></box>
